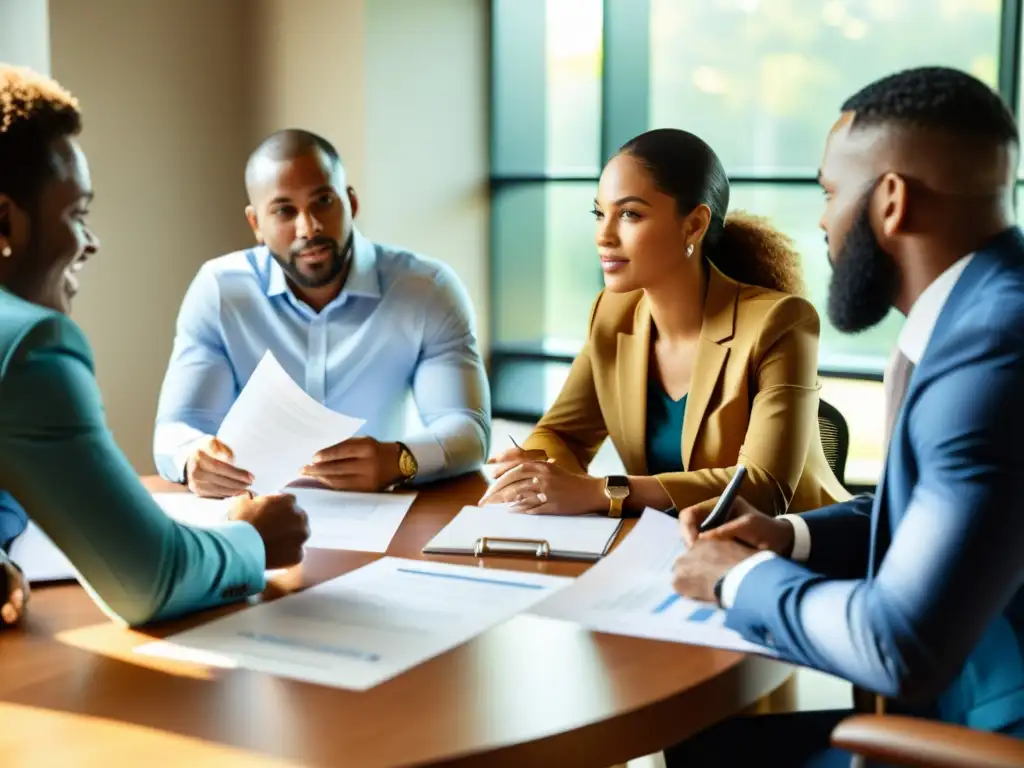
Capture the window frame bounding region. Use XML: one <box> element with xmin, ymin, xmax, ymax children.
<box><xmin>489</xmin><ymin>0</ymin><xmax>1024</xmax><ymax>423</ymax></box>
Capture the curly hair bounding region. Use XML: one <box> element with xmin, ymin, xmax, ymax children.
<box><xmin>842</xmin><ymin>66</ymin><xmax>1017</xmax><ymax>144</ymax></box>
<box><xmin>620</xmin><ymin>128</ymin><xmax>804</xmax><ymax>295</ymax></box>
<box><xmin>714</xmin><ymin>210</ymin><xmax>804</xmax><ymax>296</ymax></box>
<box><xmin>0</xmin><ymin>64</ymin><xmax>82</xmax><ymax>206</ymax></box>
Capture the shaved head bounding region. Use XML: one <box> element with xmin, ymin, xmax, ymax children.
<box><xmin>243</xmin><ymin>129</ymin><xmax>358</xmax><ymax>308</ymax></box>
<box><xmin>244</xmin><ymin>129</ymin><xmax>344</xmax><ymax>199</ymax></box>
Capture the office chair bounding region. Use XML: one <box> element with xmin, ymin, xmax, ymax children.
<box><xmin>833</xmin><ymin>714</ymin><xmax>1024</xmax><ymax>768</ymax></box>
<box><xmin>818</xmin><ymin>398</ymin><xmax>850</xmax><ymax>486</ymax></box>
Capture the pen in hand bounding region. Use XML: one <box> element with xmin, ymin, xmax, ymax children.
<box><xmin>698</xmin><ymin>464</ymin><xmax>747</xmax><ymax>533</ymax></box>
<box><xmin>508</xmin><ymin>434</ymin><xmax>554</xmax><ymax>463</ymax></box>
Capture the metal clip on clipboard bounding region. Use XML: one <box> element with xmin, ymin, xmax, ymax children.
<box><xmin>473</xmin><ymin>536</ymin><xmax>551</xmax><ymax>559</ymax></box>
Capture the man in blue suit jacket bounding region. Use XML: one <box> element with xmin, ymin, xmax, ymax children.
<box><xmin>667</xmin><ymin>67</ymin><xmax>1024</xmax><ymax>765</ymax></box>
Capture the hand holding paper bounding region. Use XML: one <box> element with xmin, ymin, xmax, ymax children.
<box><xmin>216</xmin><ymin>352</ymin><xmax>365</xmax><ymax>494</ymax></box>
<box><xmin>185</xmin><ymin>436</ymin><xmax>253</xmax><ymax>499</ymax></box>
<box><xmin>302</xmin><ymin>436</ymin><xmax>404</xmax><ymax>493</ymax></box>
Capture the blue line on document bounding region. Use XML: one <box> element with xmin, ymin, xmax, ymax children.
<box><xmin>236</xmin><ymin>630</ymin><xmax>381</xmax><ymax>662</ymax></box>
<box><xmin>688</xmin><ymin>607</ymin><xmax>717</xmax><ymax>623</ymax></box>
<box><xmin>396</xmin><ymin>567</ymin><xmax>544</xmax><ymax>590</ymax></box>
<box><xmin>652</xmin><ymin>594</ymin><xmax>681</xmax><ymax>614</ymax></box>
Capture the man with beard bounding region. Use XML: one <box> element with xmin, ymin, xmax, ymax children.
<box><xmin>664</xmin><ymin>66</ymin><xmax>1024</xmax><ymax>765</ymax></box>
<box><xmin>153</xmin><ymin>129</ymin><xmax>490</xmax><ymax>496</ymax></box>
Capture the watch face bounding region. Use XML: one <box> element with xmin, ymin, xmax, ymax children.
<box><xmin>399</xmin><ymin>448</ymin><xmax>417</xmax><ymax>478</ymax></box>
<box><xmin>605</xmin><ymin>475</ymin><xmax>629</xmax><ymax>498</ymax></box>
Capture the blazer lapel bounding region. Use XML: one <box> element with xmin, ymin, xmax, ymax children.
<box><xmin>682</xmin><ymin>266</ymin><xmax>737</xmax><ymax>468</ymax></box>
<box><xmin>616</xmin><ymin>298</ymin><xmax>652</xmax><ymax>473</ymax></box>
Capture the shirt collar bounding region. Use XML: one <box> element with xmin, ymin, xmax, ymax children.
<box><xmin>897</xmin><ymin>253</ymin><xmax>974</xmax><ymax>364</ymax></box>
<box><xmin>265</xmin><ymin>227</ymin><xmax>381</xmax><ymax>301</ymax></box>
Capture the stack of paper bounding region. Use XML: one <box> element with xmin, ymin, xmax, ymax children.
<box><xmin>8</xmin><ymin>523</ymin><xmax>76</xmax><ymax>584</ymax></box>
<box><xmin>422</xmin><ymin>504</ymin><xmax>622</xmax><ymax>561</ymax></box>
<box><xmin>137</xmin><ymin>556</ymin><xmax>571</xmax><ymax>690</ymax></box>
<box><xmin>153</xmin><ymin>487</ymin><xmax>415</xmax><ymax>554</ymax></box>
<box><xmin>530</xmin><ymin>509</ymin><xmax>777</xmax><ymax>656</ymax></box>
<box><xmin>217</xmin><ymin>352</ymin><xmax>366</xmax><ymax>495</ymax></box>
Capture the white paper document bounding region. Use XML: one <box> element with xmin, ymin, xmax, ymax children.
<box><xmin>137</xmin><ymin>556</ymin><xmax>571</xmax><ymax>690</ymax></box>
<box><xmin>216</xmin><ymin>352</ymin><xmax>366</xmax><ymax>495</ymax></box>
<box><xmin>8</xmin><ymin>523</ymin><xmax>77</xmax><ymax>584</ymax></box>
<box><xmin>530</xmin><ymin>509</ymin><xmax>778</xmax><ymax>657</ymax></box>
<box><xmin>423</xmin><ymin>504</ymin><xmax>623</xmax><ymax>561</ymax></box>
<box><xmin>153</xmin><ymin>487</ymin><xmax>415</xmax><ymax>554</ymax></box>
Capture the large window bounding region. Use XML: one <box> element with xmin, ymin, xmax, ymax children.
<box><xmin>491</xmin><ymin>0</ymin><xmax>1021</xmax><ymax>486</ymax></box>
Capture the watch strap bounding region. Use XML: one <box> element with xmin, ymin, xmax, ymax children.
<box><xmin>713</xmin><ymin>574</ymin><xmax>726</xmax><ymax>607</ymax></box>
<box><xmin>607</xmin><ymin>495</ymin><xmax>624</xmax><ymax>518</ymax></box>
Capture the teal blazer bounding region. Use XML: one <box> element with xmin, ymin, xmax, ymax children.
<box><xmin>0</xmin><ymin>290</ymin><xmax>265</xmax><ymax>626</ymax></box>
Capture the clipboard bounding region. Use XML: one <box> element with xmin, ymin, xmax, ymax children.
<box><xmin>422</xmin><ymin>505</ymin><xmax>623</xmax><ymax>562</ymax></box>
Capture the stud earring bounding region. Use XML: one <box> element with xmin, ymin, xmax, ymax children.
<box><xmin>686</xmin><ymin>244</ymin><xmax>694</xmax><ymax>257</ymax></box>
<box><xmin>0</xmin><ymin>245</ymin><xmax>10</xmax><ymax>258</ymax></box>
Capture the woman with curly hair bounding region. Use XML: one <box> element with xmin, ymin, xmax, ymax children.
<box><xmin>482</xmin><ymin>128</ymin><xmax>850</xmax><ymax>520</ymax></box>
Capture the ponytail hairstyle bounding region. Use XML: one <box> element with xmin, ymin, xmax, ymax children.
<box><xmin>618</xmin><ymin>129</ymin><xmax>805</xmax><ymax>296</ymax></box>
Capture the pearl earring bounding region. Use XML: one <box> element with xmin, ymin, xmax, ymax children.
<box><xmin>686</xmin><ymin>244</ymin><xmax>694</xmax><ymax>257</ymax></box>
<box><xmin>0</xmin><ymin>245</ymin><xmax>10</xmax><ymax>258</ymax></box>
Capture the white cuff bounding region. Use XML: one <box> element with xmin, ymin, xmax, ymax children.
<box><xmin>172</xmin><ymin>442</ymin><xmax>199</xmax><ymax>484</ymax></box>
<box><xmin>778</xmin><ymin>513</ymin><xmax>811</xmax><ymax>562</ymax></box>
<box><xmin>720</xmin><ymin>550</ymin><xmax>777</xmax><ymax>609</ymax></box>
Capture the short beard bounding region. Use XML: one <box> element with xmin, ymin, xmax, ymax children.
<box><xmin>273</xmin><ymin>232</ymin><xmax>353</xmax><ymax>289</ymax></box>
<box><xmin>826</xmin><ymin>184</ymin><xmax>899</xmax><ymax>333</ymax></box>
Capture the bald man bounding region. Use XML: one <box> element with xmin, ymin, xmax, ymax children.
<box><xmin>153</xmin><ymin>130</ymin><xmax>490</xmax><ymax>496</ymax></box>
<box><xmin>666</xmin><ymin>67</ymin><xmax>1024</xmax><ymax>765</ymax></box>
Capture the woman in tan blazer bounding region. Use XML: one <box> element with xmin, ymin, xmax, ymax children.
<box><xmin>482</xmin><ymin>128</ymin><xmax>850</xmax><ymax>518</ymax></box>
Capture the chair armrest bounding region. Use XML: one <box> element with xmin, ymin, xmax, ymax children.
<box><xmin>831</xmin><ymin>714</ymin><xmax>1024</xmax><ymax>768</ymax></box>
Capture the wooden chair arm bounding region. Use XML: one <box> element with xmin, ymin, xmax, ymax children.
<box><xmin>831</xmin><ymin>714</ymin><xmax>1024</xmax><ymax>768</ymax></box>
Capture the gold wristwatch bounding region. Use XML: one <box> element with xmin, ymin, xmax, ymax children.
<box><xmin>396</xmin><ymin>442</ymin><xmax>418</xmax><ymax>483</ymax></box>
<box><xmin>604</xmin><ymin>475</ymin><xmax>629</xmax><ymax>518</ymax></box>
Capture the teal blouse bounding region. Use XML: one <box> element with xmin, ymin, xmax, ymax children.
<box><xmin>645</xmin><ymin>377</ymin><xmax>687</xmax><ymax>475</ymax></box>
<box><xmin>0</xmin><ymin>290</ymin><xmax>265</xmax><ymax>626</ymax></box>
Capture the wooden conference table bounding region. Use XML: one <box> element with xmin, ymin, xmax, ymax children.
<box><xmin>0</xmin><ymin>474</ymin><xmax>792</xmax><ymax>767</ymax></box>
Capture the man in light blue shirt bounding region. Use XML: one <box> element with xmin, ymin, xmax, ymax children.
<box><xmin>154</xmin><ymin>129</ymin><xmax>490</xmax><ymax>496</ymax></box>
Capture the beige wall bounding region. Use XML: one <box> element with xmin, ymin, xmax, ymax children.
<box><xmin>250</xmin><ymin>0</ymin><xmax>491</xmax><ymax>349</ymax></box>
<box><xmin>248</xmin><ymin>0</ymin><xmax>368</xmax><ymax>193</ymax></box>
<box><xmin>362</xmin><ymin>0</ymin><xmax>490</xmax><ymax>350</ymax></box>
<box><xmin>20</xmin><ymin>0</ymin><xmax>489</xmax><ymax>473</ymax></box>
<box><xmin>49</xmin><ymin>0</ymin><xmax>255</xmax><ymax>470</ymax></box>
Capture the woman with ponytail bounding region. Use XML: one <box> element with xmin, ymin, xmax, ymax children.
<box><xmin>482</xmin><ymin>128</ymin><xmax>850</xmax><ymax>519</ymax></box>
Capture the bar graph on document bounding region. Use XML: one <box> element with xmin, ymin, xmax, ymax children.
<box><xmin>531</xmin><ymin>510</ymin><xmax>777</xmax><ymax>656</ymax></box>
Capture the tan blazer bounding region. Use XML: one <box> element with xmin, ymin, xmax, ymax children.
<box><xmin>523</xmin><ymin>264</ymin><xmax>851</xmax><ymax>515</ymax></box>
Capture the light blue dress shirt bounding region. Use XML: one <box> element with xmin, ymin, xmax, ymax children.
<box><xmin>153</xmin><ymin>229</ymin><xmax>490</xmax><ymax>484</ymax></box>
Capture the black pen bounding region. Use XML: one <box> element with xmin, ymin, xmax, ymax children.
<box><xmin>698</xmin><ymin>464</ymin><xmax>747</xmax><ymax>533</ymax></box>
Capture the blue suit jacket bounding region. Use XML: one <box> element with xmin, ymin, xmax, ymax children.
<box><xmin>0</xmin><ymin>290</ymin><xmax>266</xmax><ymax>625</ymax></box>
<box><xmin>728</xmin><ymin>228</ymin><xmax>1024</xmax><ymax>735</ymax></box>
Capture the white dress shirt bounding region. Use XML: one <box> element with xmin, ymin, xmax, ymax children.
<box><xmin>720</xmin><ymin>254</ymin><xmax>975</xmax><ymax>607</ymax></box>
